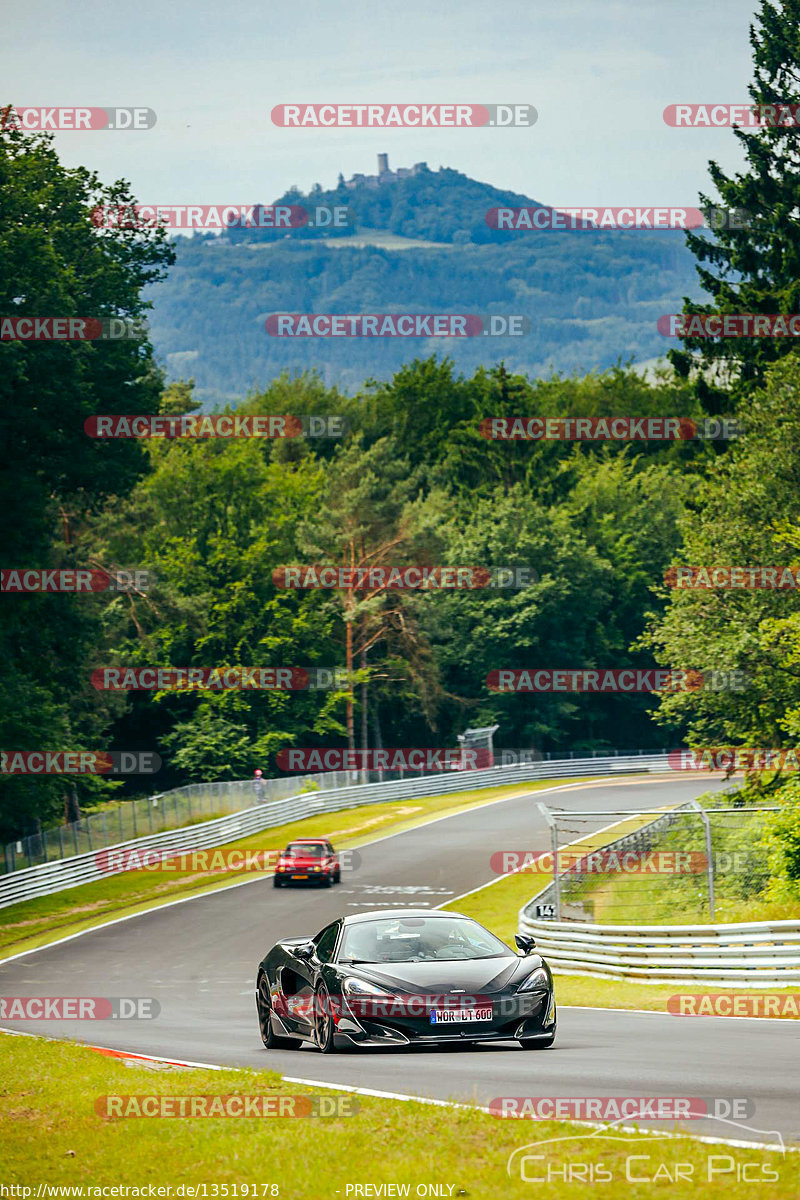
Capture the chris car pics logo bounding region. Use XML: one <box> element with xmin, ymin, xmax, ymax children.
<box><xmin>506</xmin><ymin>1117</ymin><xmax>784</xmax><ymax>1185</ymax></box>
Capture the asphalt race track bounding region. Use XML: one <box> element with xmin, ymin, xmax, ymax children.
<box><xmin>2</xmin><ymin>775</ymin><xmax>797</xmax><ymax>1147</ymax></box>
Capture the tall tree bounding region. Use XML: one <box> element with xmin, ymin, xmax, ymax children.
<box><xmin>0</xmin><ymin>121</ymin><xmax>173</xmax><ymax>840</ymax></box>
<box><xmin>669</xmin><ymin>0</ymin><xmax>800</xmax><ymax>405</ymax></box>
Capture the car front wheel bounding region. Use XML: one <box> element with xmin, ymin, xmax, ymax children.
<box><xmin>313</xmin><ymin>983</ymin><xmax>337</xmax><ymax>1053</ymax></box>
<box><xmin>519</xmin><ymin>1030</ymin><xmax>556</xmax><ymax>1050</ymax></box>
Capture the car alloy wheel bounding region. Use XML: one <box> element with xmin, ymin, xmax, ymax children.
<box><xmin>313</xmin><ymin>983</ymin><xmax>336</xmax><ymax>1053</ymax></box>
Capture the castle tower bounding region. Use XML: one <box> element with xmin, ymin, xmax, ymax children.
<box><xmin>377</xmin><ymin>153</ymin><xmax>389</xmax><ymax>174</ymax></box>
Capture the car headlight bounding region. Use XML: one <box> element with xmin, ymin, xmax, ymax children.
<box><xmin>342</xmin><ymin>977</ymin><xmax>393</xmax><ymax>997</ymax></box>
<box><xmin>517</xmin><ymin>967</ymin><xmax>549</xmax><ymax>993</ymax></box>
<box><xmin>312</xmin><ymin>865</ymin><xmax>321</xmax><ymax>871</ymax></box>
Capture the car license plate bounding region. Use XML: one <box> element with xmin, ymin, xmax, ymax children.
<box><xmin>292</xmin><ymin>874</ymin><xmax>308</xmax><ymax>880</ymax></box>
<box><xmin>430</xmin><ymin>1006</ymin><xmax>493</xmax><ymax>1024</ymax></box>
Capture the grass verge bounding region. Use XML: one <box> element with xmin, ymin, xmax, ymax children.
<box><xmin>1</xmin><ymin>1033</ymin><xmax>794</xmax><ymax>1198</ymax></box>
<box><xmin>0</xmin><ymin>777</ymin><xmax>593</xmax><ymax>961</ymax></box>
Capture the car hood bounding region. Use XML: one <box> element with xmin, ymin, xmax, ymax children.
<box><xmin>279</xmin><ymin>856</ymin><xmax>327</xmax><ymax>867</ymax></box>
<box><xmin>340</xmin><ymin>954</ymin><xmax>540</xmax><ymax>994</ymax></box>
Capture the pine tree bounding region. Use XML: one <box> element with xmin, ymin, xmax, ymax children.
<box><xmin>669</xmin><ymin>0</ymin><xmax>800</xmax><ymax>406</ymax></box>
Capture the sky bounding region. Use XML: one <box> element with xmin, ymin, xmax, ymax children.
<box><xmin>4</xmin><ymin>0</ymin><xmax>759</xmax><ymax>209</ymax></box>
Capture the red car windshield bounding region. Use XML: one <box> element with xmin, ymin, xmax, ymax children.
<box><xmin>285</xmin><ymin>843</ymin><xmax>327</xmax><ymax>857</ymax></box>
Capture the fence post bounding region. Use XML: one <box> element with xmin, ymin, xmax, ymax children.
<box><xmin>689</xmin><ymin>800</ymin><xmax>715</xmax><ymax>920</ymax></box>
<box><xmin>552</xmin><ymin>821</ymin><xmax>561</xmax><ymax>921</ymax></box>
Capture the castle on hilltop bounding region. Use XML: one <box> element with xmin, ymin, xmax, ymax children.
<box><xmin>342</xmin><ymin>154</ymin><xmax>428</xmax><ymax>190</ymax></box>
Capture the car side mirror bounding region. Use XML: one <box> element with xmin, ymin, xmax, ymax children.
<box><xmin>515</xmin><ymin>934</ymin><xmax>536</xmax><ymax>954</ymax></box>
<box><xmin>294</xmin><ymin>940</ymin><xmax>315</xmax><ymax>960</ymax></box>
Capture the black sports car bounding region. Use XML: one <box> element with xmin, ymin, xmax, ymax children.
<box><xmin>255</xmin><ymin>908</ymin><xmax>556</xmax><ymax>1052</ymax></box>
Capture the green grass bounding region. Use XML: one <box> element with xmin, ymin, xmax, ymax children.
<box><xmin>0</xmin><ymin>777</ymin><xmax>593</xmax><ymax>961</ymax></box>
<box><xmin>1</xmin><ymin>1034</ymin><xmax>795</xmax><ymax>1197</ymax></box>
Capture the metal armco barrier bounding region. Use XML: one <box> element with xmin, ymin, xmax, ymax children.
<box><xmin>0</xmin><ymin>752</ymin><xmax>671</xmax><ymax>908</ymax></box>
<box><xmin>517</xmin><ymin>915</ymin><xmax>800</xmax><ymax>987</ymax></box>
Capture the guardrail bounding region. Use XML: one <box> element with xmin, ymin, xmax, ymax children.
<box><xmin>0</xmin><ymin>751</ymin><xmax>672</xmax><ymax>908</ymax></box>
<box><xmin>517</xmin><ymin>915</ymin><xmax>800</xmax><ymax>987</ymax></box>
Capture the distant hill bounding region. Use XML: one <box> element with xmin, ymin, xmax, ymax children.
<box><xmin>145</xmin><ymin>163</ymin><xmax>703</xmax><ymax>405</ymax></box>
<box><xmin>222</xmin><ymin>162</ymin><xmax>546</xmax><ymax>245</ymax></box>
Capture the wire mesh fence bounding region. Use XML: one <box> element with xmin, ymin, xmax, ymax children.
<box><xmin>1</xmin><ymin>772</ymin><xmax>357</xmax><ymax>874</ymax></box>
<box><xmin>527</xmin><ymin>794</ymin><xmax>780</xmax><ymax>924</ymax></box>
<box><xmin>1</xmin><ymin>746</ymin><xmax>672</xmax><ymax>876</ymax></box>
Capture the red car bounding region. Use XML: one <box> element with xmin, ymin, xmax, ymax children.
<box><xmin>273</xmin><ymin>838</ymin><xmax>341</xmax><ymax>888</ymax></box>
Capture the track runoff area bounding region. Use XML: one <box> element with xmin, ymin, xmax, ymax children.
<box><xmin>0</xmin><ymin>774</ymin><xmax>796</xmax><ymax>1147</ymax></box>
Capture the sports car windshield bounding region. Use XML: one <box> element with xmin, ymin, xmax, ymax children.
<box><xmin>339</xmin><ymin>916</ymin><xmax>510</xmax><ymax>963</ymax></box>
